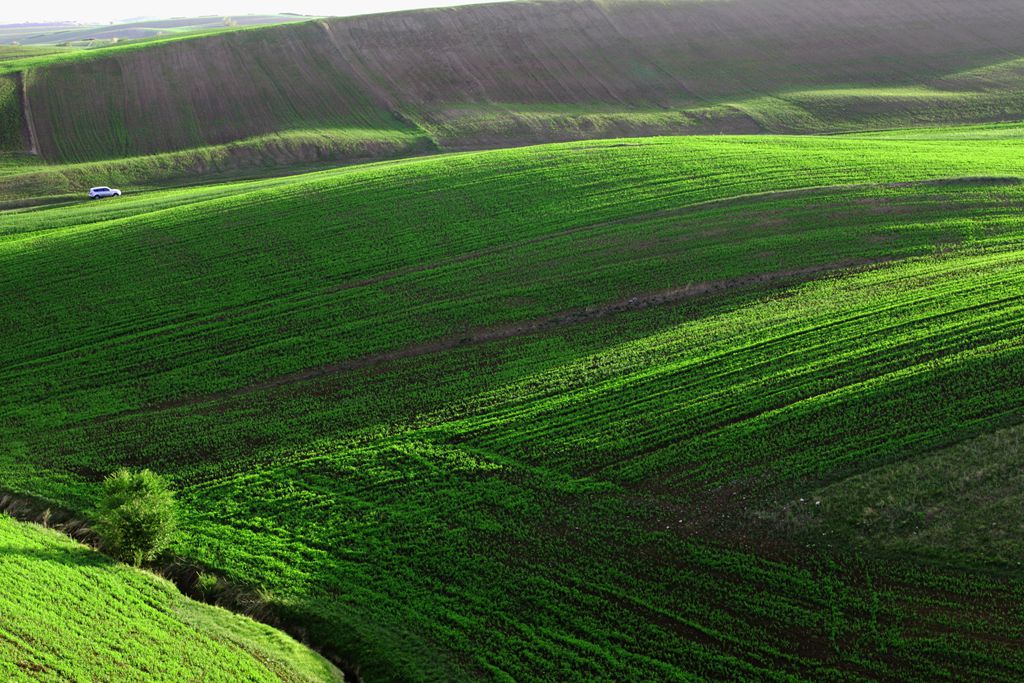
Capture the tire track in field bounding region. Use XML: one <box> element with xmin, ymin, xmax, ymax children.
<box><xmin>19</xmin><ymin>72</ymin><xmax>39</xmax><ymax>156</ymax></box>
<box><xmin>93</xmin><ymin>256</ymin><xmax>899</xmax><ymax>421</ymax></box>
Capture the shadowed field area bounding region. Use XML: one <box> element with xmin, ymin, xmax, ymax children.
<box><xmin>3</xmin><ymin>0</ymin><xmax>1024</xmax><ymax>176</ymax></box>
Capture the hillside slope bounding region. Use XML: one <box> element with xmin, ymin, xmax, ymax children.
<box><xmin>0</xmin><ymin>514</ymin><xmax>342</xmax><ymax>682</ymax></box>
<box><xmin>19</xmin><ymin>20</ymin><xmax>422</xmax><ymax>161</ymax></box>
<box><xmin>6</xmin><ymin>0</ymin><xmax>1024</xmax><ymax>163</ymax></box>
<box><xmin>3</xmin><ymin>133</ymin><xmax>1024</xmax><ymax>680</ymax></box>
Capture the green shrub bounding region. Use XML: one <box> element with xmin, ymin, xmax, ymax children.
<box><xmin>196</xmin><ymin>571</ymin><xmax>220</xmax><ymax>599</ymax></box>
<box><xmin>95</xmin><ymin>468</ymin><xmax>177</xmax><ymax>566</ymax></box>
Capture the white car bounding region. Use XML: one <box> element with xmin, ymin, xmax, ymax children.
<box><xmin>88</xmin><ymin>186</ymin><xmax>122</xmax><ymax>199</ymax></box>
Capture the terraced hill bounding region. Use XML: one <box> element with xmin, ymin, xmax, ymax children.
<box><xmin>0</xmin><ymin>514</ymin><xmax>342</xmax><ymax>681</ymax></box>
<box><xmin>4</xmin><ymin>0</ymin><xmax>1024</xmax><ymax>170</ymax></box>
<box><xmin>4</xmin><ymin>131</ymin><xmax>1024</xmax><ymax>680</ymax></box>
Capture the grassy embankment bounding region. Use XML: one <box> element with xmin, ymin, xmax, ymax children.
<box><xmin>0</xmin><ymin>514</ymin><xmax>342</xmax><ymax>681</ymax></box>
<box><xmin>3</xmin><ymin>133</ymin><xmax>1024</xmax><ymax>680</ymax></box>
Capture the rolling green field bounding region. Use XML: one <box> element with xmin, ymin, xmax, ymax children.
<box><xmin>0</xmin><ymin>514</ymin><xmax>342</xmax><ymax>681</ymax></box>
<box><xmin>3</xmin><ymin>2</ymin><xmax>1024</xmax><ymax>680</ymax></box>
<box><xmin>3</xmin><ymin>131</ymin><xmax>1024</xmax><ymax>680</ymax></box>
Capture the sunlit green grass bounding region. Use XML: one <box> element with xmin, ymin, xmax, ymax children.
<box><xmin>0</xmin><ymin>515</ymin><xmax>341</xmax><ymax>682</ymax></box>
<box><xmin>850</xmin><ymin>121</ymin><xmax>1024</xmax><ymax>139</ymax></box>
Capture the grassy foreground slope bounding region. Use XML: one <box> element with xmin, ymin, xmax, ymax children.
<box><xmin>0</xmin><ymin>515</ymin><xmax>342</xmax><ymax>682</ymax></box>
<box><xmin>6</xmin><ymin>0</ymin><xmax>1024</xmax><ymax>166</ymax></box>
<box><xmin>3</xmin><ymin>134</ymin><xmax>1024</xmax><ymax>680</ymax></box>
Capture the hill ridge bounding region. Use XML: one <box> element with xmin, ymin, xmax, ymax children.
<box><xmin>6</xmin><ymin>0</ymin><xmax>1024</xmax><ymax>165</ymax></box>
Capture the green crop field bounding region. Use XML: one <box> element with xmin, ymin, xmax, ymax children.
<box><xmin>0</xmin><ymin>45</ymin><xmax>72</xmax><ymax>63</ymax></box>
<box><xmin>4</xmin><ymin>129</ymin><xmax>1024</xmax><ymax>680</ymax></box>
<box><xmin>3</xmin><ymin>1</ymin><xmax>1024</xmax><ymax>681</ymax></box>
<box><xmin>0</xmin><ymin>514</ymin><xmax>342</xmax><ymax>681</ymax></box>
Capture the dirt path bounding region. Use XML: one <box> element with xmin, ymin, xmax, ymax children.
<box><xmin>19</xmin><ymin>72</ymin><xmax>39</xmax><ymax>156</ymax></box>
